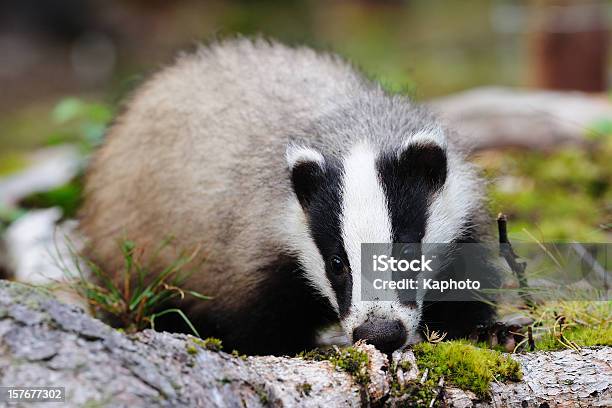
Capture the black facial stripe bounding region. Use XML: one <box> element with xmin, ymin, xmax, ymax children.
<box><xmin>303</xmin><ymin>161</ymin><xmax>352</xmax><ymax>317</ymax></box>
<box><xmin>291</xmin><ymin>161</ymin><xmax>325</xmax><ymax>208</ymax></box>
<box><xmin>377</xmin><ymin>155</ymin><xmax>431</xmax><ymax>243</ymax></box>
<box><xmin>377</xmin><ymin>143</ymin><xmax>447</xmax><ymax>242</ymax></box>
<box><xmin>377</xmin><ymin>146</ymin><xmax>447</xmax><ymax>307</ymax></box>
<box><xmin>419</xmin><ymin>218</ymin><xmax>498</xmax><ymax>339</ymax></box>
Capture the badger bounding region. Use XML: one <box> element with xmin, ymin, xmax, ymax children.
<box><xmin>80</xmin><ymin>38</ymin><xmax>495</xmax><ymax>355</ymax></box>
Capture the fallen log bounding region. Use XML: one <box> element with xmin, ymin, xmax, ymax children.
<box><xmin>0</xmin><ymin>281</ymin><xmax>610</xmax><ymax>407</ymax></box>
<box><xmin>428</xmin><ymin>86</ymin><xmax>612</xmax><ymax>152</ymax></box>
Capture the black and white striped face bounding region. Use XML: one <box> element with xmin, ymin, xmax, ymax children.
<box><xmin>285</xmin><ymin>131</ymin><xmax>479</xmax><ymax>353</ymax></box>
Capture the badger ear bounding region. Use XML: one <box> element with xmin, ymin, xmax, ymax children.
<box><xmin>286</xmin><ymin>145</ymin><xmax>325</xmax><ymax>208</ymax></box>
<box><xmin>397</xmin><ymin>133</ymin><xmax>447</xmax><ymax>188</ymax></box>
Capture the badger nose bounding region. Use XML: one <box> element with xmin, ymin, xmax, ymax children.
<box><xmin>352</xmin><ymin>319</ymin><xmax>407</xmax><ymax>354</ymax></box>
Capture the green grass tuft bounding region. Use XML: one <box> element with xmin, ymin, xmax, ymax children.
<box><xmin>498</xmin><ymin>300</ymin><xmax>612</xmax><ymax>352</ymax></box>
<box><xmin>536</xmin><ymin>324</ymin><xmax>612</xmax><ymax>351</ymax></box>
<box><xmin>58</xmin><ymin>237</ymin><xmax>210</xmax><ymax>336</ymax></box>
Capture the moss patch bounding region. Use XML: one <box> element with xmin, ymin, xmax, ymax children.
<box><xmin>388</xmin><ymin>375</ymin><xmax>438</xmax><ymax>407</ymax></box>
<box><xmin>231</xmin><ymin>349</ymin><xmax>248</xmax><ymax>361</ymax></box>
<box><xmin>412</xmin><ymin>341</ymin><xmax>522</xmax><ymax>399</ymax></box>
<box><xmin>299</xmin><ymin>346</ymin><xmax>370</xmax><ymax>385</ymax></box>
<box><xmin>191</xmin><ymin>337</ymin><xmax>223</xmax><ymax>352</ymax></box>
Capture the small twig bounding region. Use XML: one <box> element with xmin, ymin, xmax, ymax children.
<box><xmin>396</xmin><ymin>367</ymin><xmax>405</xmax><ymax>391</ymax></box>
<box><xmin>553</xmin><ymin>314</ymin><xmax>580</xmax><ymax>351</ymax></box>
<box><xmin>513</xmin><ymin>337</ymin><xmax>529</xmax><ymax>354</ymax></box>
<box><xmin>528</xmin><ymin>326</ymin><xmax>535</xmax><ymax>351</ymax></box>
<box><xmin>429</xmin><ymin>376</ymin><xmax>444</xmax><ymax>408</ymax></box>
<box><xmin>423</xmin><ymin>324</ymin><xmax>447</xmax><ymax>344</ymax></box>
<box><xmin>557</xmin><ymin>314</ymin><xmax>565</xmax><ymax>330</ymax></box>
<box><xmin>497</xmin><ymin>213</ymin><xmax>535</xmax><ymax>308</ymax></box>
<box><xmin>488</xmin><ymin>326</ymin><xmax>498</xmax><ymax>349</ymax></box>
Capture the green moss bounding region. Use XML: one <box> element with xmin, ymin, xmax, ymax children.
<box><xmin>412</xmin><ymin>341</ymin><xmax>522</xmax><ymax>399</ymax></box>
<box><xmin>192</xmin><ymin>337</ymin><xmax>223</xmax><ymax>352</ymax></box>
<box><xmin>299</xmin><ymin>346</ymin><xmax>370</xmax><ymax>385</ymax></box>
<box><xmin>389</xmin><ymin>376</ymin><xmax>438</xmax><ymax>407</ymax></box>
<box><xmin>397</xmin><ymin>359</ymin><xmax>412</xmax><ymax>372</ymax></box>
<box><xmin>186</xmin><ymin>344</ymin><xmax>198</xmax><ymax>355</ymax></box>
<box><xmin>483</xmin><ymin>137</ymin><xmax>612</xmax><ymax>242</ymax></box>
<box><xmin>296</xmin><ymin>382</ymin><xmax>312</xmax><ymax>397</ymax></box>
<box><xmin>387</xmin><ymin>355</ymin><xmax>443</xmax><ymax>406</ymax></box>
<box><xmin>231</xmin><ymin>349</ymin><xmax>248</xmax><ymax>361</ymax></box>
<box><xmin>19</xmin><ymin>178</ymin><xmax>83</xmax><ymax>218</ymax></box>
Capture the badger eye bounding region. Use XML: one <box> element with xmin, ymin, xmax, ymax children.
<box><xmin>400</xmin><ymin>243</ymin><xmax>420</xmax><ymax>260</ymax></box>
<box><xmin>330</xmin><ymin>255</ymin><xmax>346</xmax><ymax>275</ymax></box>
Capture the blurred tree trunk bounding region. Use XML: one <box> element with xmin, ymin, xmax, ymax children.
<box><xmin>528</xmin><ymin>0</ymin><xmax>609</xmax><ymax>92</ymax></box>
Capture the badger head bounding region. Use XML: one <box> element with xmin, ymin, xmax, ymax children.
<box><xmin>285</xmin><ymin>128</ymin><xmax>483</xmax><ymax>353</ymax></box>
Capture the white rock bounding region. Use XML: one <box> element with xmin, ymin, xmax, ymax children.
<box><xmin>0</xmin><ymin>144</ymin><xmax>82</xmax><ymax>206</ymax></box>
<box><xmin>4</xmin><ymin>208</ymin><xmax>88</xmax><ymax>308</ymax></box>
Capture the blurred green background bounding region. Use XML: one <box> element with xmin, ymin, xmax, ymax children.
<box><xmin>0</xmin><ymin>0</ymin><xmax>610</xmax><ymax>241</ymax></box>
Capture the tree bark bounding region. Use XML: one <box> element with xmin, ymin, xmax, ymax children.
<box><xmin>0</xmin><ymin>281</ymin><xmax>610</xmax><ymax>407</ymax></box>
<box><xmin>527</xmin><ymin>1</ymin><xmax>609</xmax><ymax>93</ymax></box>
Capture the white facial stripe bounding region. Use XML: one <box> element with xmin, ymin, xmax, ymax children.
<box><xmin>283</xmin><ymin>199</ymin><xmax>340</xmax><ymax>313</ymax></box>
<box><xmin>285</xmin><ymin>144</ymin><xmax>325</xmax><ymax>168</ymax></box>
<box><xmin>340</xmin><ymin>141</ymin><xmax>393</xmax><ymax>279</ymax></box>
<box><xmin>340</xmin><ymin>142</ymin><xmax>410</xmax><ymax>337</ymax></box>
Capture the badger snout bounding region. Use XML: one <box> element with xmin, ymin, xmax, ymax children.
<box><xmin>352</xmin><ymin>318</ymin><xmax>407</xmax><ymax>354</ymax></box>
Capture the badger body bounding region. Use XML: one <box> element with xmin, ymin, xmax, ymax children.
<box><xmin>80</xmin><ymin>39</ymin><xmax>495</xmax><ymax>355</ymax></box>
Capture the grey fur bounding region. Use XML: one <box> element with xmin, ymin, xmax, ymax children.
<box><xmin>80</xmin><ymin>38</ymin><xmax>490</xmax><ymax>352</ymax></box>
